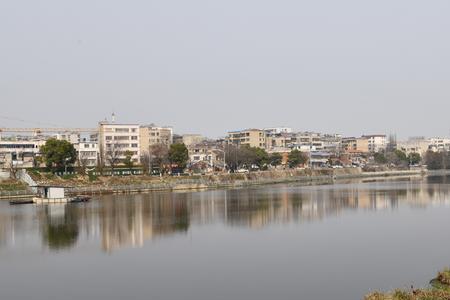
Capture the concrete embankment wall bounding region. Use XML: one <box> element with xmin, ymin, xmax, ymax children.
<box><xmin>0</xmin><ymin>168</ymin><xmax>429</xmax><ymax>199</ymax></box>
<box><xmin>64</xmin><ymin>168</ymin><xmax>425</xmax><ymax>196</ymax></box>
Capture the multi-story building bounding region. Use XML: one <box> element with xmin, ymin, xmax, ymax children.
<box><xmin>428</xmin><ymin>137</ymin><xmax>450</xmax><ymax>152</ymax></box>
<box><xmin>397</xmin><ymin>137</ymin><xmax>431</xmax><ymax>156</ymax></box>
<box><xmin>295</xmin><ymin>132</ymin><xmax>324</xmax><ymax>151</ymax></box>
<box><xmin>77</xmin><ymin>141</ymin><xmax>99</xmax><ymax>167</ymax></box>
<box><xmin>362</xmin><ymin>135</ymin><xmax>387</xmax><ymax>153</ymax></box>
<box><xmin>0</xmin><ymin>140</ymin><xmax>45</xmax><ymax>168</ymax></box>
<box><xmin>188</xmin><ymin>143</ymin><xmax>225</xmax><ymax>171</ymax></box>
<box><xmin>54</xmin><ymin>133</ymin><xmax>80</xmax><ymax>144</ymax></box>
<box><xmin>227</xmin><ymin>129</ymin><xmax>266</xmax><ymax>149</ymax></box>
<box><xmin>98</xmin><ymin>122</ymin><xmax>140</xmax><ymax>165</ymax></box>
<box><xmin>172</xmin><ymin>134</ymin><xmax>183</xmax><ymax>144</ymax></box>
<box><xmin>341</xmin><ymin>137</ymin><xmax>369</xmax><ymax>153</ymax></box>
<box><xmin>265</xmin><ymin>133</ymin><xmax>295</xmax><ymax>152</ymax></box>
<box><xmin>139</xmin><ymin>125</ymin><xmax>173</xmax><ymax>154</ymax></box>
<box><xmin>264</xmin><ymin>127</ymin><xmax>293</xmax><ymax>135</ymax></box>
<box><xmin>182</xmin><ymin>134</ymin><xmax>205</xmax><ymax>147</ymax></box>
<box><xmin>321</xmin><ymin>134</ymin><xmax>342</xmax><ymax>154</ymax></box>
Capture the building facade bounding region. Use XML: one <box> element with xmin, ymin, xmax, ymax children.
<box><xmin>362</xmin><ymin>135</ymin><xmax>387</xmax><ymax>153</ymax></box>
<box><xmin>139</xmin><ymin>125</ymin><xmax>173</xmax><ymax>155</ymax></box>
<box><xmin>182</xmin><ymin>134</ymin><xmax>205</xmax><ymax>147</ymax></box>
<box><xmin>428</xmin><ymin>138</ymin><xmax>450</xmax><ymax>152</ymax></box>
<box><xmin>77</xmin><ymin>142</ymin><xmax>99</xmax><ymax>167</ymax></box>
<box><xmin>341</xmin><ymin>137</ymin><xmax>369</xmax><ymax>154</ymax></box>
<box><xmin>264</xmin><ymin>127</ymin><xmax>293</xmax><ymax>135</ymax></box>
<box><xmin>227</xmin><ymin>129</ymin><xmax>266</xmax><ymax>149</ymax></box>
<box><xmin>0</xmin><ymin>140</ymin><xmax>45</xmax><ymax>168</ymax></box>
<box><xmin>98</xmin><ymin>122</ymin><xmax>140</xmax><ymax>165</ymax></box>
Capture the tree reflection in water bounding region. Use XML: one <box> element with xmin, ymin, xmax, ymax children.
<box><xmin>41</xmin><ymin>204</ymin><xmax>79</xmax><ymax>250</ymax></box>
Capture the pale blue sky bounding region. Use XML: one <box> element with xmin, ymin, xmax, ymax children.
<box><xmin>1</xmin><ymin>0</ymin><xmax>449</xmax><ymax>138</ymax></box>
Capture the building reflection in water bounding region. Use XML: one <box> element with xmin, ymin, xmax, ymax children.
<box><xmin>1</xmin><ymin>176</ymin><xmax>450</xmax><ymax>252</ymax></box>
<box><xmin>100</xmin><ymin>193</ymin><xmax>190</xmax><ymax>252</ymax></box>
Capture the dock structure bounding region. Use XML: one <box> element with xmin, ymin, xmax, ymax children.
<box><xmin>32</xmin><ymin>185</ymin><xmax>71</xmax><ymax>204</ymax></box>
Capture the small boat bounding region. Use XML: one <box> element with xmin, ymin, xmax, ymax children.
<box><xmin>69</xmin><ymin>196</ymin><xmax>91</xmax><ymax>203</ymax></box>
<box><xmin>9</xmin><ymin>200</ymin><xmax>34</xmax><ymax>205</ymax></box>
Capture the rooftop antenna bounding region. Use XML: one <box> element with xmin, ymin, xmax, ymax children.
<box><xmin>111</xmin><ymin>112</ymin><xmax>116</xmax><ymax>123</ymax></box>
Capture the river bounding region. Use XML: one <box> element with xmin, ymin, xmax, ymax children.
<box><xmin>1</xmin><ymin>175</ymin><xmax>450</xmax><ymax>300</ymax></box>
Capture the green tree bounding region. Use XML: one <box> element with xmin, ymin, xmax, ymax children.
<box><xmin>288</xmin><ymin>149</ymin><xmax>308</xmax><ymax>168</ymax></box>
<box><xmin>373</xmin><ymin>152</ymin><xmax>388</xmax><ymax>164</ymax></box>
<box><xmin>40</xmin><ymin>138</ymin><xmax>77</xmax><ymax>171</ymax></box>
<box><xmin>408</xmin><ymin>152</ymin><xmax>421</xmax><ymax>165</ymax></box>
<box><xmin>169</xmin><ymin>143</ymin><xmax>189</xmax><ymax>170</ymax></box>
<box><xmin>123</xmin><ymin>150</ymin><xmax>134</xmax><ymax>171</ymax></box>
<box><xmin>269</xmin><ymin>153</ymin><xmax>283</xmax><ymax>167</ymax></box>
<box><xmin>394</xmin><ymin>150</ymin><xmax>408</xmax><ymax>163</ymax></box>
<box><xmin>251</xmin><ymin>147</ymin><xmax>269</xmax><ymax>168</ymax></box>
<box><xmin>386</xmin><ymin>149</ymin><xmax>409</xmax><ymax>166</ymax></box>
<box><xmin>425</xmin><ymin>151</ymin><xmax>449</xmax><ymax>170</ymax></box>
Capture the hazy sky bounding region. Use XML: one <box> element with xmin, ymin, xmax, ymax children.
<box><xmin>1</xmin><ymin>0</ymin><xmax>449</xmax><ymax>139</ymax></box>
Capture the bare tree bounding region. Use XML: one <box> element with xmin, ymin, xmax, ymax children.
<box><xmin>140</xmin><ymin>150</ymin><xmax>151</xmax><ymax>175</ymax></box>
<box><xmin>97</xmin><ymin>147</ymin><xmax>105</xmax><ymax>175</ymax></box>
<box><xmin>149</xmin><ymin>144</ymin><xmax>169</xmax><ymax>175</ymax></box>
<box><xmin>106</xmin><ymin>142</ymin><xmax>121</xmax><ymax>176</ymax></box>
<box><xmin>77</xmin><ymin>157</ymin><xmax>90</xmax><ymax>175</ymax></box>
<box><xmin>9</xmin><ymin>160</ymin><xmax>19</xmax><ymax>180</ymax></box>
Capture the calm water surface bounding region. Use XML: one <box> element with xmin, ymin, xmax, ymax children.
<box><xmin>1</xmin><ymin>176</ymin><xmax>450</xmax><ymax>300</ymax></box>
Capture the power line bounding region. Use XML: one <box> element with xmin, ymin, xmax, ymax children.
<box><xmin>0</xmin><ymin>115</ymin><xmax>62</xmax><ymax>127</ymax></box>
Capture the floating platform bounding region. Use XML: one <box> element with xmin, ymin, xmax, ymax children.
<box><xmin>9</xmin><ymin>200</ymin><xmax>34</xmax><ymax>205</ymax></box>
<box><xmin>32</xmin><ymin>196</ymin><xmax>91</xmax><ymax>204</ymax></box>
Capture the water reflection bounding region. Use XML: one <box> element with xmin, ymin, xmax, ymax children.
<box><xmin>40</xmin><ymin>205</ymin><xmax>79</xmax><ymax>250</ymax></box>
<box><xmin>1</xmin><ymin>176</ymin><xmax>450</xmax><ymax>253</ymax></box>
<box><xmin>100</xmin><ymin>194</ymin><xmax>190</xmax><ymax>252</ymax></box>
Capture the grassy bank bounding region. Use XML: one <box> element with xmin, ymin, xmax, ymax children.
<box><xmin>365</xmin><ymin>269</ymin><xmax>450</xmax><ymax>300</ymax></box>
<box><xmin>0</xmin><ymin>179</ymin><xmax>28</xmax><ymax>191</ymax></box>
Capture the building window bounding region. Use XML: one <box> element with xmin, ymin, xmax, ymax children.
<box><xmin>114</xmin><ymin>136</ymin><xmax>129</xmax><ymax>141</ymax></box>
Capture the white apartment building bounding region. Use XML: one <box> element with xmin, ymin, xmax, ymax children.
<box><xmin>264</xmin><ymin>127</ymin><xmax>293</xmax><ymax>135</ymax></box>
<box><xmin>296</xmin><ymin>132</ymin><xmax>324</xmax><ymax>150</ymax></box>
<box><xmin>362</xmin><ymin>135</ymin><xmax>387</xmax><ymax>153</ymax></box>
<box><xmin>77</xmin><ymin>142</ymin><xmax>99</xmax><ymax>167</ymax></box>
<box><xmin>182</xmin><ymin>134</ymin><xmax>205</xmax><ymax>146</ymax></box>
<box><xmin>0</xmin><ymin>140</ymin><xmax>45</xmax><ymax>168</ymax></box>
<box><xmin>98</xmin><ymin>122</ymin><xmax>140</xmax><ymax>164</ymax></box>
<box><xmin>397</xmin><ymin>137</ymin><xmax>431</xmax><ymax>156</ymax></box>
<box><xmin>54</xmin><ymin>133</ymin><xmax>80</xmax><ymax>144</ymax></box>
<box><xmin>428</xmin><ymin>138</ymin><xmax>450</xmax><ymax>152</ymax></box>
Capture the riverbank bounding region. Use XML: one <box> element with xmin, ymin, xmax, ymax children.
<box><xmin>365</xmin><ymin>269</ymin><xmax>450</xmax><ymax>300</ymax></box>
<box><xmin>0</xmin><ymin>167</ymin><xmax>435</xmax><ymax>199</ymax></box>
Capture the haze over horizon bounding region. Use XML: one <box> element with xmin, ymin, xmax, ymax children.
<box><xmin>1</xmin><ymin>0</ymin><xmax>449</xmax><ymax>139</ymax></box>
